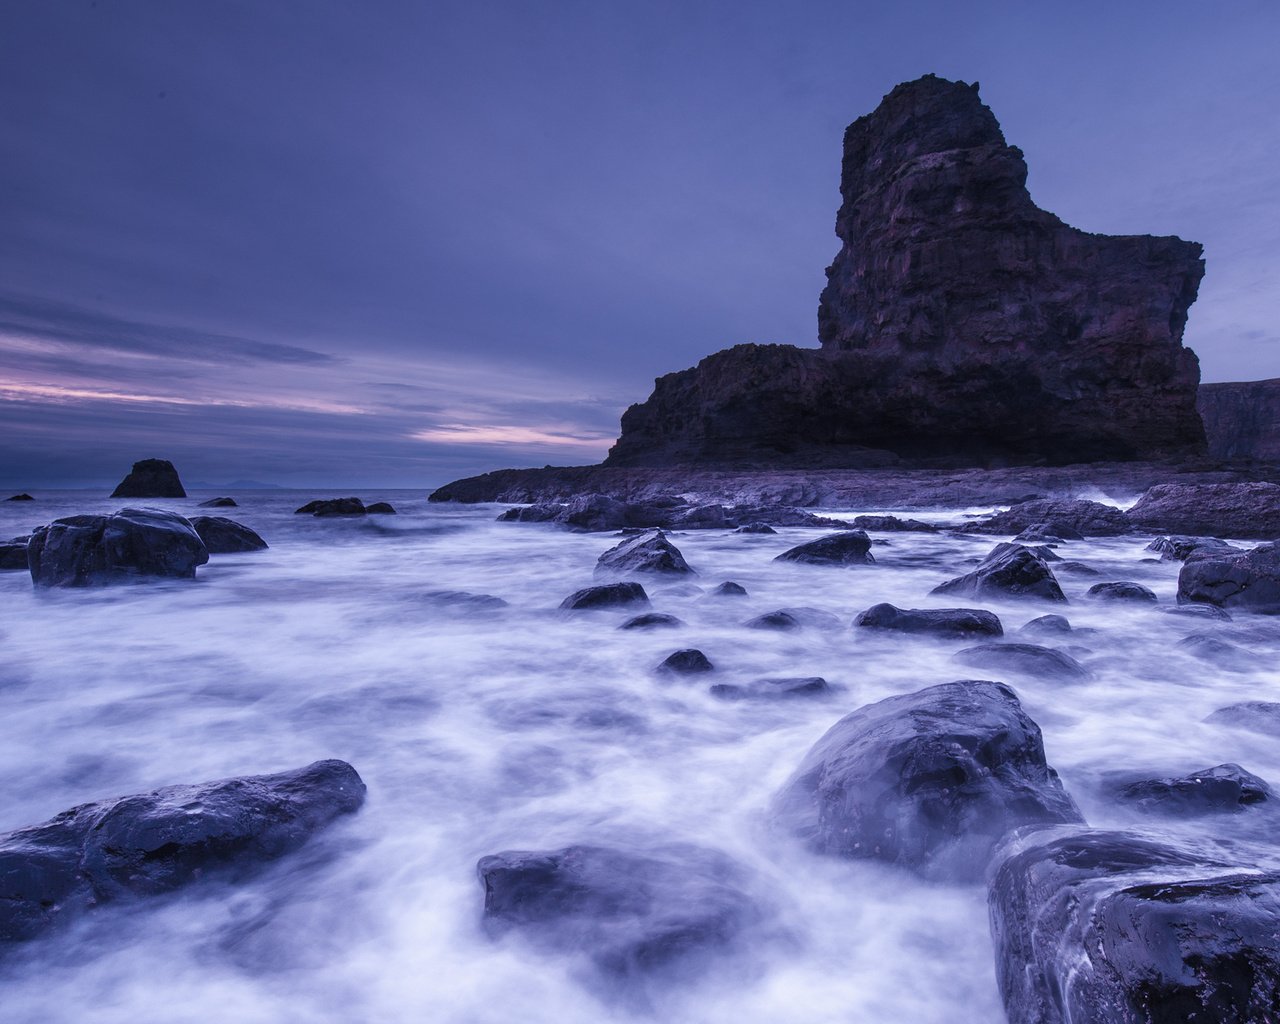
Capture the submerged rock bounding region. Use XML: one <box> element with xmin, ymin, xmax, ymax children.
<box><xmin>1177</xmin><ymin>542</ymin><xmax>1280</xmax><ymax>613</ymax></box>
<box><xmin>1205</xmin><ymin>701</ymin><xmax>1280</xmax><ymax>737</ymax></box>
<box><xmin>774</xmin><ymin>680</ymin><xmax>1082</xmax><ymax>881</ymax></box>
<box><xmin>1055</xmin><ymin>561</ymin><xmax>1101</xmax><ymax>577</ymax></box>
<box><xmin>365</xmin><ymin>502</ymin><xmax>397</xmax><ymax>515</ymax></box>
<box><xmin>1087</xmin><ymin>581</ymin><xmax>1157</xmax><ymax>603</ymax></box>
<box><xmin>744</xmin><ymin>610</ymin><xmax>801</xmax><ymax>631</ymax></box>
<box><xmin>0</xmin><ymin>537</ymin><xmax>29</xmax><ymax>571</ymax></box>
<box><xmin>110</xmin><ymin>458</ymin><xmax>186</xmax><ymax>499</ymax></box>
<box><xmin>0</xmin><ymin>760</ymin><xmax>366</xmax><ymax>943</ymax></box>
<box><xmin>1127</xmin><ymin>481</ymin><xmax>1280</xmax><ymax>539</ymax></box>
<box><xmin>27</xmin><ymin>508</ymin><xmax>209</xmax><ymax>587</ymax></box>
<box><xmin>953</xmin><ymin>643</ymin><xmax>1090</xmax><ymax>681</ymax></box>
<box><xmin>559</xmin><ymin>582</ymin><xmax>650</xmax><ymax>612</ymax></box>
<box><xmin>774</xmin><ymin>530</ymin><xmax>873</xmax><ymax>566</ymax></box>
<box><xmin>733</xmin><ymin>522</ymin><xmax>776</xmax><ymax>535</ymax></box>
<box><xmin>198</xmin><ymin>496</ymin><xmax>238</xmax><ymax>508</ymax></box>
<box><xmin>596</xmin><ymin>530</ymin><xmax>695</xmax><ymax>576</ymax></box>
<box><xmin>295</xmin><ymin>497</ymin><xmax>367</xmax><ymax>517</ymax></box>
<box><xmin>619</xmin><ymin>612</ymin><xmax>683</xmax><ymax>630</ymax></box>
<box><xmin>190</xmin><ymin>516</ymin><xmax>268</xmax><ymax>553</ymax></box>
<box><xmin>655</xmin><ymin>649</ymin><xmax>714</xmax><ymax>675</ymax></box>
<box><xmin>710</xmin><ymin>677</ymin><xmax>831</xmax><ymax>701</ymax></box>
<box><xmin>710</xmin><ymin>581</ymin><xmax>748</xmax><ymax>597</ymax></box>
<box><xmin>1114</xmin><ymin>763</ymin><xmax>1271</xmax><ymax>816</ymax></box>
<box><xmin>853</xmin><ymin>602</ymin><xmax>1003</xmax><ymax>639</ymax></box>
<box><xmin>989</xmin><ymin>826</ymin><xmax>1280</xmax><ymax>1024</ymax></box>
<box><xmin>5</xmin><ymin>493</ymin><xmax>34</xmax><ymax>502</ymax></box>
<box><xmin>933</xmin><ymin>544</ymin><xmax>1066</xmax><ymax>602</ymax></box>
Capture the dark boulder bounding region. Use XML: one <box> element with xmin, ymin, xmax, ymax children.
<box><xmin>953</xmin><ymin>642</ymin><xmax>1090</xmax><ymax>681</ymax></box>
<box><xmin>1126</xmin><ymin>481</ymin><xmax>1280</xmax><ymax>539</ymax></box>
<box><xmin>198</xmin><ymin>496</ymin><xmax>238</xmax><ymax>508</ymax></box>
<box><xmin>27</xmin><ymin>508</ymin><xmax>209</xmax><ymax>587</ymax></box>
<box><xmin>0</xmin><ymin>760</ymin><xmax>365</xmax><ymax>943</ymax></box>
<box><xmin>970</xmin><ymin>500</ymin><xmax>1130</xmax><ymax>538</ymax></box>
<box><xmin>556</xmin><ymin>494</ymin><xmax>631</xmax><ymax>531</ymax></box>
<box><xmin>734</xmin><ymin>523</ymin><xmax>776</xmax><ymax>534</ymax></box>
<box><xmin>190</xmin><ymin>516</ymin><xmax>268</xmax><ymax>554</ymax></box>
<box><xmin>1014</xmin><ymin>521</ymin><xmax>1084</xmax><ymax>542</ymax></box>
<box><xmin>596</xmin><ymin>530</ymin><xmax>695</xmax><ymax>576</ymax></box>
<box><xmin>619</xmin><ymin>613</ymin><xmax>683</xmax><ymax>630</ymax></box>
<box><xmin>497</xmin><ymin>503</ymin><xmax>563</xmax><ymax>523</ymax></box>
<box><xmin>1205</xmin><ymin>702</ymin><xmax>1280</xmax><ymax>737</ymax></box>
<box><xmin>729</xmin><ymin>506</ymin><xmax>852</xmax><ymax>529</ymax></box>
<box><xmin>110</xmin><ymin>458</ymin><xmax>186</xmax><ymax>499</ymax></box>
<box><xmin>853</xmin><ymin>602</ymin><xmax>1003</xmax><ymax>639</ymax></box>
<box><xmin>559</xmin><ymin>582</ymin><xmax>650</xmax><ymax>612</ymax></box>
<box><xmin>5</xmin><ymin>493</ymin><xmax>34</xmax><ymax>502</ymax></box>
<box><xmin>1114</xmin><ymin>763</ymin><xmax>1271</xmax><ymax>816</ymax></box>
<box><xmin>989</xmin><ymin>827</ymin><xmax>1280</xmax><ymax>1024</ymax></box>
<box><xmin>0</xmin><ymin>537</ymin><xmax>29</xmax><ymax>571</ymax></box>
<box><xmin>710</xmin><ymin>677</ymin><xmax>831</xmax><ymax>701</ymax></box>
<box><xmin>476</xmin><ymin>843</ymin><xmax>760</xmax><ymax>984</ymax></box>
<box><xmin>773</xmin><ymin>680</ymin><xmax>1082</xmax><ymax>881</ymax></box>
<box><xmin>295</xmin><ymin>497</ymin><xmax>367</xmax><ymax>516</ymax></box>
<box><xmin>774</xmin><ymin>530</ymin><xmax>873</xmax><ymax>566</ymax></box>
<box><xmin>1018</xmin><ymin>614</ymin><xmax>1074</xmax><ymax>637</ymax></box>
<box><xmin>656</xmin><ymin>649</ymin><xmax>714</xmax><ymax>675</ymax></box>
<box><xmin>1056</xmin><ymin>561</ymin><xmax>1101</xmax><ymax>577</ymax></box>
<box><xmin>1177</xmin><ymin>542</ymin><xmax>1280</xmax><ymax>613</ymax></box>
<box><xmin>744</xmin><ymin>611</ymin><xmax>801</xmax><ymax>631</ymax></box>
<box><xmin>710</xmin><ymin>581</ymin><xmax>748</xmax><ymax>597</ymax></box>
<box><xmin>1146</xmin><ymin>534</ymin><xmax>1241</xmax><ymax>562</ymax></box>
<box><xmin>852</xmin><ymin>515</ymin><xmax>939</xmax><ymax>533</ymax></box>
<box><xmin>1087</xmin><ymin>581</ymin><xmax>1157</xmax><ymax>603</ymax></box>
<box><xmin>365</xmin><ymin>502</ymin><xmax>396</xmax><ymax>515</ymax></box>
<box><xmin>932</xmin><ymin>544</ymin><xmax>1066</xmax><ymax>602</ymax></box>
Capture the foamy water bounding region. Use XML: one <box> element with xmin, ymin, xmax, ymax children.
<box><xmin>1</xmin><ymin>491</ymin><xmax>1277</xmax><ymax>1023</ymax></box>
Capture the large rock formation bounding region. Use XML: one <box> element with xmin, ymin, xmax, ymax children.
<box><xmin>1198</xmin><ymin>378</ymin><xmax>1280</xmax><ymax>461</ymax></box>
<box><xmin>605</xmin><ymin>75</ymin><xmax>1206</xmax><ymax>468</ymax></box>
<box><xmin>110</xmin><ymin>458</ymin><xmax>186</xmax><ymax>498</ymax></box>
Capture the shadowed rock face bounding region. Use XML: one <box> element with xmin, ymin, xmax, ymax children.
<box><xmin>1198</xmin><ymin>378</ymin><xmax>1280</xmax><ymax>461</ymax></box>
<box><xmin>110</xmin><ymin>459</ymin><xmax>186</xmax><ymax>498</ymax></box>
<box><xmin>605</xmin><ymin>75</ymin><xmax>1205</xmax><ymax>469</ymax></box>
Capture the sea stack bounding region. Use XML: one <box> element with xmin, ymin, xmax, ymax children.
<box><xmin>605</xmin><ymin>75</ymin><xmax>1207</xmax><ymax>468</ymax></box>
<box><xmin>110</xmin><ymin>458</ymin><xmax>187</xmax><ymax>498</ymax></box>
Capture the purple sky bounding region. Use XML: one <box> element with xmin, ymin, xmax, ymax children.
<box><xmin>2</xmin><ymin>1</ymin><xmax>1278</xmax><ymax>488</ymax></box>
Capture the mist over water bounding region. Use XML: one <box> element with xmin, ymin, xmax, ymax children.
<box><xmin>1</xmin><ymin>493</ymin><xmax>1277</xmax><ymax>1022</ymax></box>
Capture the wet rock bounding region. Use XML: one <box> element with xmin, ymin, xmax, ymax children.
<box><xmin>774</xmin><ymin>530</ymin><xmax>873</xmax><ymax>566</ymax></box>
<box><xmin>0</xmin><ymin>537</ymin><xmax>29</xmax><ymax>571</ymax></box>
<box><xmin>1175</xmin><ymin>633</ymin><xmax>1254</xmax><ymax>668</ymax></box>
<box><xmin>5</xmin><ymin>493</ymin><xmax>34</xmax><ymax>502</ymax></box>
<box><xmin>476</xmin><ymin>843</ymin><xmax>760</xmax><ymax>984</ymax></box>
<box><xmin>728</xmin><ymin>506</ymin><xmax>852</xmax><ymax>529</ymax></box>
<box><xmin>953</xmin><ymin>643</ymin><xmax>1090</xmax><ymax>681</ymax></box>
<box><xmin>1018</xmin><ymin>614</ymin><xmax>1073</xmax><ymax>637</ymax></box>
<box><xmin>1114</xmin><ymin>764</ymin><xmax>1271</xmax><ymax>815</ymax></box>
<box><xmin>27</xmin><ymin>508</ymin><xmax>209</xmax><ymax>587</ymax></box>
<box><xmin>776</xmin><ymin>606</ymin><xmax>843</xmax><ymax>630</ymax></box>
<box><xmin>710</xmin><ymin>677</ymin><xmax>831</xmax><ymax>701</ymax></box>
<box><xmin>667</xmin><ymin>504</ymin><xmax>729</xmax><ymax>529</ymax></box>
<box><xmin>853</xmin><ymin>602</ymin><xmax>1003</xmax><ymax>639</ymax></box>
<box><xmin>1087</xmin><ymin>581</ymin><xmax>1157</xmax><ymax>603</ymax></box>
<box><xmin>656</xmin><ymin>649</ymin><xmax>714</xmax><ymax>675</ymax></box>
<box><xmin>710</xmin><ymin>581</ymin><xmax>748</xmax><ymax>597</ymax></box>
<box><xmin>774</xmin><ymin>680</ymin><xmax>1081</xmax><ymax>881</ymax></box>
<box><xmin>295</xmin><ymin>497</ymin><xmax>367</xmax><ymax>516</ymax></box>
<box><xmin>1013</xmin><ymin>522</ymin><xmax>1084</xmax><ymax>543</ymax></box>
<box><xmin>744</xmin><ymin>610</ymin><xmax>801</xmax><ymax>631</ymax></box>
<box><xmin>365</xmin><ymin>502</ymin><xmax>396</xmax><ymax>515</ymax></box>
<box><xmin>497</xmin><ymin>503</ymin><xmax>563</xmax><ymax>523</ymax></box>
<box><xmin>557</xmin><ymin>493</ymin><xmax>632</xmax><ymax>531</ymax></box>
<box><xmin>932</xmin><ymin>544</ymin><xmax>1066</xmax><ymax>602</ymax></box>
<box><xmin>559</xmin><ymin>582</ymin><xmax>651</xmax><ymax>612</ymax></box>
<box><xmin>1126</xmin><ymin>481</ymin><xmax>1280</xmax><ymax>539</ymax></box>
<box><xmin>1177</xmin><ymin>542</ymin><xmax>1280</xmax><ymax>613</ymax></box>
<box><xmin>989</xmin><ymin>827</ymin><xmax>1280</xmax><ymax>1024</ymax></box>
<box><xmin>1205</xmin><ymin>701</ymin><xmax>1280</xmax><ymax>737</ymax></box>
<box><xmin>596</xmin><ymin>530</ymin><xmax>695</xmax><ymax>576</ymax></box>
<box><xmin>0</xmin><ymin>760</ymin><xmax>365</xmax><ymax>943</ymax></box>
<box><xmin>1146</xmin><ymin>534</ymin><xmax>1242</xmax><ymax>562</ymax></box>
<box><xmin>619</xmin><ymin>613</ymin><xmax>683</xmax><ymax>630</ymax></box>
<box><xmin>733</xmin><ymin>522</ymin><xmax>776</xmax><ymax>534</ymax></box>
<box><xmin>198</xmin><ymin>497</ymin><xmax>237</xmax><ymax>508</ymax></box>
<box><xmin>1165</xmin><ymin>602</ymin><xmax>1231</xmax><ymax>621</ymax></box>
<box><xmin>110</xmin><ymin>458</ymin><xmax>186</xmax><ymax>499</ymax></box>
<box><xmin>190</xmin><ymin>516</ymin><xmax>268</xmax><ymax>553</ymax></box>
<box><xmin>1055</xmin><ymin>561</ymin><xmax>1101</xmax><ymax>577</ymax></box>
<box><xmin>852</xmin><ymin>515</ymin><xmax>939</xmax><ymax>533</ymax></box>
<box><xmin>970</xmin><ymin>500</ymin><xmax>1131</xmax><ymax>538</ymax></box>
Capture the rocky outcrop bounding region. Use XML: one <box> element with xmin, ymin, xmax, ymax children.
<box><xmin>604</xmin><ymin>74</ymin><xmax>1205</xmax><ymax>469</ymax></box>
<box><xmin>1178</xmin><ymin>542</ymin><xmax>1280</xmax><ymax>613</ymax></box>
<box><xmin>1126</xmin><ymin>482</ymin><xmax>1280</xmax><ymax>538</ymax></box>
<box><xmin>27</xmin><ymin>508</ymin><xmax>209</xmax><ymax>587</ymax></box>
<box><xmin>1199</xmin><ymin>378</ymin><xmax>1280</xmax><ymax>461</ymax></box>
<box><xmin>968</xmin><ymin>499</ymin><xmax>1130</xmax><ymax>537</ymax></box>
<box><xmin>110</xmin><ymin>459</ymin><xmax>186</xmax><ymax>499</ymax></box>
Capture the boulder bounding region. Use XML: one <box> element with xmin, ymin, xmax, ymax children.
<box><xmin>619</xmin><ymin>613</ymin><xmax>683</xmax><ymax>630</ymax></box>
<box><xmin>1018</xmin><ymin>614</ymin><xmax>1074</xmax><ymax>637</ymax></box>
<box><xmin>953</xmin><ymin>643</ymin><xmax>1090</xmax><ymax>681</ymax></box>
<box><xmin>1126</xmin><ymin>482</ymin><xmax>1280</xmax><ymax>539</ymax></box>
<box><xmin>476</xmin><ymin>843</ymin><xmax>760</xmax><ymax>984</ymax></box>
<box><xmin>1146</xmin><ymin>535</ymin><xmax>1242</xmax><ymax>562</ymax></box>
<box><xmin>1205</xmin><ymin>702</ymin><xmax>1280</xmax><ymax>737</ymax></box>
<box><xmin>655</xmin><ymin>649</ymin><xmax>714</xmax><ymax>675</ymax></box>
<box><xmin>190</xmin><ymin>516</ymin><xmax>268</xmax><ymax>554</ymax></box>
<box><xmin>743</xmin><ymin>611</ymin><xmax>801</xmax><ymax>631</ymax></box>
<box><xmin>1014</xmin><ymin>522</ymin><xmax>1084</xmax><ymax>542</ymax></box>
<box><xmin>989</xmin><ymin>827</ymin><xmax>1280</xmax><ymax>1024</ymax></box>
<box><xmin>710</xmin><ymin>581</ymin><xmax>748</xmax><ymax>597</ymax></box>
<box><xmin>853</xmin><ymin>602</ymin><xmax>1003</xmax><ymax>639</ymax></box>
<box><xmin>0</xmin><ymin>760</ymin><xmax>365</xmax><ymax>943</ymax></box>
<box><xmin>557</xmin><ymin>493</ymin><xmax>632</xmax><ymax>531</ymax></box>
<box><xmin>1086</xmin><ymin>581</ymin><xmax>1157</xmax><ymax>603</ymax></box>
<box><xmin>596</xmin><ymin>530</ymin><xmax>695</xmax><ymax>576</ymax></box>
<box><xmin>932</xmin><ymin>544</ymin><xmax>1066</xmax><ymax>602</ymax></box>
<box><xmin>559</xmin><ymin>582</ymin><xmax>650</xmax><ymax>612</ymax></box>
<box><xmin>733</xmin><ymin>523</ymin><xmax>776</xmax><ymax>535</ymax></box>
<box><xmin>775</xmin><ymin>606</ymin><xmax>843</xmax><ymax>631</ymax></box>
<box><xmin>1055</xmin><ymin>560</ymin><xmax>1101</xmax><ymax>576</ymax></box>
<box><xmin>198</xmin><ymin>496</ymin><xmax>237</xmax><ymax>508</ymax></box>
<box><xmin>970</xmin><ymin>500</ymin><xmax>1130</xmax><ymax>538</ymax></box>
<box><xmin>1165</xmin><ymin>602</ymin><xmax>1231</xmax><ymax>621</ymax></box>
<box><xmin>774</xmin><ymin>680</ymin><xmax>1082</xmax><ymax>880</ymax></box>
<box><xmin>27</xmin><ymin>509</ymin><xmax>209</xmax><ymax>587</ymax></box>
<box><xmin>295</xmin><ymin>497</ymin><xmax>367</xmax><ymax>516</ymax></box>
<box><xmin>774</xmin><ymin>530</ymin><xmax>873</xmax><ymax>566</ymax></box>
<box><xmin>109</xmin><ymin>458</ymin><xmax>186</xmax><ymax>499</ymax></box>
<box><xmin>365</xmin><ymin>502</ymin><xmax>396</xmax><ymax>515</ymax></box>
<box><xmin>710</xmin><ymin>677</ymin><xmax>831</xmax><ymax>701</ymax></box>
<box><xmin>852</xmin><ymin>515</ymin><xmax>939</xmax><ymax>533</ymax></box>
<box><xmin>0</xmin><ymin>537</ymin><xmax>29</xmax><ymax>571</ymax></box>
<box><xmin>5</xmin><ymin>493</ymin><xmax>34</xmax><ymax>502</ymax></box>
<box><xmin>1177</xmin><ymin>542</ymin><xmax>1280</xmax><ymax>613</ymax></box>
<box><xmin>497</xmin><ymin>503</ymin><xmax>563</xmax><ymax>523</ymax></box>
<box><xmin>1114</xmin><ymin>763</ymin><xmax>1271</xmax><ymax>816</ymax></box>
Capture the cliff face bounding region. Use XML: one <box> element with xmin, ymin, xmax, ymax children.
<box><xmin>1198</xmin><ymin>379</ymin><xmax>1280</xmax><ymax>460</ymax></box>
<box><xmin>606</xmin><ymin>75</ymin><xmax>1207</xmax><ymax>468</ymax></box>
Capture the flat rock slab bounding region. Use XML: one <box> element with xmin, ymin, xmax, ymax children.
<box><xmin>710</xmin><ymin>677</ymin><xmax>831</xmax><ymax>701</ymax></box>
<box><xmin>28</xmin><ymin>508</ymin><xmax>209</xmax><ymax>587</ymax></box>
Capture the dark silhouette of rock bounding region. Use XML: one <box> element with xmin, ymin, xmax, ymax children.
<box><xmin>110</xmin><ymin>459</ymin><xmax>186</xmax><ymax>499</ymax></box>
<box><xmin>969</xmin><ymin>499</ymin><xmax>1130</xmax><ymax>537</ymax></box>
<box><xmin>295</xmin><ymin>497</ymin><xmax>367</xmax><ymax>516</ymax></box>
<box><xmin>774</xmin><ymin>530</ymin><xmax>873</xmax><ymax>566</ymax></box>
<box><xmin>596</xmin><ymin>530</ymin><xmax>695</xmax><ymax>576</ymax></box>
<box><xmin>734</xmin><ymin>522</ymin><xmax>776</xmax><ymax>534</ymax></box>
<box><xmin>989</xmin><ymin>827</ymin><xmax>1280</xmax><ymax>1024</ymax></box>
<box><xmin>476</xmin><ymin>843</ymin><xmax>760</xmax><ymax>985</ymax></box>
<box><xmin>853</xmin><ymin>602</ymin><xmax>1003</xmax><ymax>639</ymax></box>
<box><xmin>190</xmin><ymin>516</ymin><xmax>268</xmax><ymax>553</ymax></box>
<box><xmin>1177</xmin><ymin>542</ymin><xmax>1280</xmax><ymax>613</ymax></box>
<box><xmin>852</xmin><ymin>515</ymin><xmax>939</xmax><ymax>533</ymax></box>
<box><xmin>0</xmin><ymin>537</ymin><xmax>29</xmax><ymax>571</ymax></box>
<box><xmin>1146</xmin><ymin>534</ymin><xmax>1242</xmax><ymax>562</ymax></box>
<box><xmin>0</xmin><ymin>760</ymin><xmax>365</xmax><ymax>944</ymax></box>
<box><xmin>1014</xmin><ymin>522</ymin><xmax>1083</xmax><ymax>543</ymax></box>
<box><xmin>933</xmin><ymin>544</ymin><xmax>1066</xmax><ymax>602</ymax></box>
<box><xmin>559</xmin><ymin>582</ymin><xmax>650</xmax><ymax>612</ymax></box>
<box><xmin>27</xmin><ymin>508</ymin><xmax>209</xmax><ymax>587</ymax></box>
<box><xmin>710</xmin><ymin>581</ymin><xmax>748</xmax><ymax>597</ymax></box>
<box><xmin>1198</xmin><ymin>377</ymin><xmax>1280</xmax><ymax>461</ymax></box>
<box><xmin>1127</xmin><ymin>482</ymin><xmax>1280</xmax><ymax>539</ymax></box>
<box><xmin>1087</xmin><ymin>581</ymin><xmax>1157</xmax><ymax>603</ymax></box>
<box><xmin>198</xmin><ymin>496</ymin><xmax>237</xmax><ymax>508</ymax></box>
<box><xmin>656</xmin><ymin>649</ymin><xmax>714</xmax><ymax>675</ymax></box>
<box><xmin>5</xmin><ymin>493</ymin><xmax>33</xmax><ymax>502</ymax></box>
<box><xmin>1018</xmin><ymin>614</ymin><xmax>1074</xmax><ymax>637</ymax></box>
<box><xmin>1114</xmin><ymin>764</ymin><xmax>1271</xmax><ymax>816</ymax></box>
<box><xmin>710</xmin><ymin>677</ymin><xmax>831</xmax><ymax>701</ymax></box>
<box><xmin>1205</xmin><ymin>702</ymin><xmax>1280</xmax><ymax>737</ymax></box>
<box><xmin>605</xmin><ymin>75</ymin><xmax>1204</xmax><ymax>469</ymax></box>
<box><xmin>954</xmin><ymin>642</ymin><xmax>1090</xmax><ymax>681</ymax></box>
<box><xmin>743</xmin><ymin>610</ymin><xmax>801</xmax><ymax>631</ymax></box>
<box><xmin>619</xmin><ymin>612</ymin><xmax>683</xmax><ymax>630</ymax></box>
<box><xmin>774</xmin><ymin>680</ymin><xmax>1081</xmax><ymax>881</ymax></box>
<box><xmin>365</xmin><ymin>502</ymin><xmax>396</xmax><ymax>515</ymax></box>
<box><xmin>1055</xmin><ymin>560</ymin><xmax>1101</xmax><ymax>577</ymax></box>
